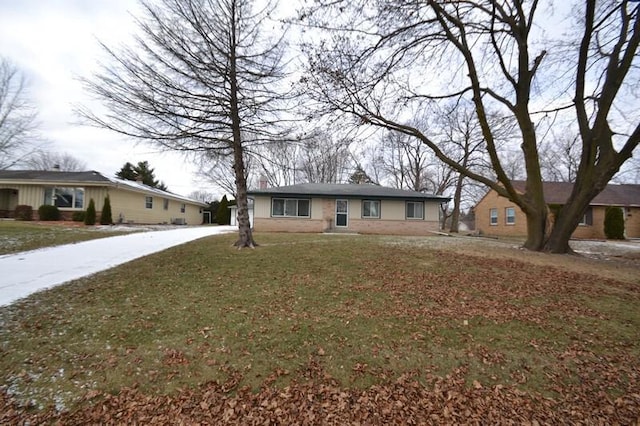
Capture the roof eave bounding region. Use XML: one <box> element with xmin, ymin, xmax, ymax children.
<box><xmin>248</xmin><ymin>190</ymin><xmax>450</xmax><ymax>202</ymax></box>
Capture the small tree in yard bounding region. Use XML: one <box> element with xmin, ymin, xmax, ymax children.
<box><xmin>604</xmin><ymin>207</ymin><xmax>625</xmax><ymax>240</ymax></box>
<box><xmin>84</xmin><ymin>199</ymin><xmax>96</xmax><ymax>225</ymax></box>
<box><xmin>100</xmin><ymin>196</ymin><xmax>113</xmax><ymax>225</ymax></box>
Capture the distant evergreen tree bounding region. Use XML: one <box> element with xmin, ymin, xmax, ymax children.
<box><xmin>85</xmin><ymin>198</ymin><xmax>97</xmax><ymax>225</ymax></box>
<box><xmin>217</xmin><ymin>195</ymin><xmax>231</xmax><ymax>225</ymax></box>
<box><xmin>116</xmin><ymin>162</ymin><xmax>137</xmax><ymax>181</ymax></box>
<box><xmin>100</xmin><ymin>196</ymin><xmax>113</xmax><ymax>225</ymax></box>
<box><xmin>115</xmin><ymin>161</ymin><xmax>168</xmax><ymax>190</ymax></box>
<box><xmin>604</xmin><ymin>207</ymin><xmax>625</xmax><ymax>240</ymax></box>
<box><xmin>348</xmin><ymin>165</ymin><xmax>375</xmax><ymax>184</ymax></box>
<box><xmin>206</xmin><ymin>199</ymin><xmax>220</xmax><ymax>224</ymax></box>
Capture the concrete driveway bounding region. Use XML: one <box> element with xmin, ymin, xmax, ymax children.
<box><xmin>0</xmin><ymin>226</ymin><xmax>235</xmax><ymax>307</ymax></box>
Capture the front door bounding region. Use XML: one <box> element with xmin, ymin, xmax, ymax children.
<box><xmin>336</xmin><ymin>199</ymin><xmax>348</xmax><ymax>227</ymax></box>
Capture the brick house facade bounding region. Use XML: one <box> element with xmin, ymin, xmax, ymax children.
<box><xmin>248</xmin><ymin>183</ymin><xmax>450</xmax><ymax>236</ymax></box>
<box><xmin>475</xmin><ymin>181</ymin><xmax>640</xmax><ymax>239</ymax></box>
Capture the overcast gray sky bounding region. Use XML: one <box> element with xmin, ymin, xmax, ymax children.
<box><xmin>0</xmin><ymin>0</ymin><xmax>210</xmax><ymax>197</ymax></box>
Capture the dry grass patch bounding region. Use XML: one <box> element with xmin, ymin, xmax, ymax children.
<box><xmin>0</xmin><ymin>221</ymin><xmax>137</xmax><ymax>255</ymax></box>
<box><xmin>1</xmin><ymin>233</ymin><xmax>639</xmax><ymax>423</ymax></box>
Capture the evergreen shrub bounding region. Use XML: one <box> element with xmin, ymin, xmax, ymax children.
<box><xmin>14</xmin><ymin>205</ymin><xmax>33</xmax><ymax>221</ymax></box>
<box><xmin>38</xmin><ymin>205</ymin><xmax>61</xmax><ymax>221</ymax></box>
<box><xmin>217</xmin><ymin>195</ymin><xmax>231</xmax><ymax>225</ymax></box>
<box><xmin>100</xmin><ymin>196</ymin><xmax>113</xmax><ymax>225</ymax></box>
<box><xmin>604</xmin><ymin>206</ymin><xmax>625</xmax><ymax>240</ymax></box>
<box><xmin>72</xmin><ymin>211</ymin><xmax>86</xmax><ymax>222</ymax></box>
<box><xmin>84</xmin><ymin>199</ymin><xmax>97</xmax><ymax>225</ymax></box>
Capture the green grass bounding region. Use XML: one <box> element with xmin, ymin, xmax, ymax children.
<box><xmin>0</xmin><ymin>221</ymin><xmax>137</xmax><ymax>255</ymax></box>
<box><xmin>0</xmin><ymin>232</ymin><xmax>639</xmax><ymax>413</ymax></box>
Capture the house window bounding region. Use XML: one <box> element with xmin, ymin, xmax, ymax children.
<box><xmin>362</xmin><ymin>200</ymin><xmax>380</xmax><ymax>218</ymax></box>
<box><xmin>271</xmin><ymin>198</ymin><xmax>310</xmax><ymax>217</ymax></box>
<box><xmin>490</xmin><ymin>208</ymin><xmax>498</xmax><ymax>225</ymax></box>
<box><xmin>180</xmin><ymin>203</ymin><xmax>186</xmax><ymax>213</ymax></box>
<box><xmin>44</xmin><ymin>187</ymin><xmax>84</xmax><ymax>209</ymax></box>
<box><xmin>145</xmin><ymin>196</ymin><xmax>153</xmax><ymax>209</ymax></box>
<box><xmin>578</xmin><ymin>207</ymin><xmax>593</xmax><ymax>226</ymax></box>
<box><xmin>505</xmin><ymin>207</ymin><xmax>515</xmax><ymax>225</ymax></box>
<box><xmin>163</xmin><ymin>199</ymin><xmax>169</xmax><ymax>210</ymax></box>
<box><xmin>406</xmin><ymin>201</ymin><xmax>424</xmax><ymax>219</ymax></box>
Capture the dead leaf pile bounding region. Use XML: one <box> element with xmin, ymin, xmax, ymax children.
<box><xmin>2</xmin><ymin>362</ymin><xmax>639</xmax><ymax>425</ymax></box>
<box><xmin>362</xmin><ymin>250</ymin><xmax>635</xmax><ymax>324</ymax></box>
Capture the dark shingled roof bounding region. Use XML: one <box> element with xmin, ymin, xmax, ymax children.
<box><xmin>511</xmin><ymin>181</ymin><xmax>640</xmax><ymax>207</ymax></box>
<box><xmin>0</xmin><ymin>170</ymin><xmax>111</xmax><ymax>182</ymax></box>
<box><xmin>248</xmin><ymin>183</ymin><xmax>450</xmax><ymax>202</ymax></box>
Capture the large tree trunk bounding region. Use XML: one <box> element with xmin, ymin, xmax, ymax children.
<box><xmin>543</xmin><ymin>208</ymin><xmax>582</xmax><ymax>254</ymax></box>
<box><xmin>449</xmin><ymin>173</ymin><xmax>464</xmax><ymax>233</ymax></box>
<box><xmin>523</xmin><ymin>208</ymin><xmax>548</xmax><ymax>251</ymax></box>
<box><xmin>542</xmin><ymin>164</ymin><xmax>611</xmax><ymax>253</ymax></box>
<box><xmin>232</xmin><ymin>141</ymin><xmax>257</xmax><ymax>248</ymax></box>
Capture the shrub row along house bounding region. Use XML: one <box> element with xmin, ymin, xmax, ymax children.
<box><xmin>0</xmin><ymin>170</ymin><xmax>206</xmax><ymax>224</ymax></box>
<box><xmin>247</xmin><ymin>183</ymin><xmax>450</xmax><ymax>235</ymax></box>
<box><xmin>475</xmin><ymin>181</ymin><xmax>640</xmax><ymax>239</ymax></box>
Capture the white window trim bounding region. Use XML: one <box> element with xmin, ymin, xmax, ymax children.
<box><xmin>490</xmin><ymin>208</ymin><xmax>498</xmax><ymax>226</ymax></box>
<box><xmin>362</xmin><ymin>199</ymin><xmax>381</xmax><ymax>219</ymax></box>
<box><xmin>271</xmin><ymin>198</ymin><xmax>311</xmax><ymax>218</ymax></box>
<box><xmin>505</xmin><ymin>207</ymin><xmax>516</xmax><ymax>225</ymax></box>
<box><xmin>406</xmin><ymin>201</ymin><xmax>424</xmax><ymax>220</ymax></box>
<box><xmin>145</xmin><ymin>196</ymin><xmax>153</xmax><ymax>209</ymax></box>
<box><xmin>44</xmin><ymin>187</ymin><xmax>85</xmax><ymax>210</ymax></box>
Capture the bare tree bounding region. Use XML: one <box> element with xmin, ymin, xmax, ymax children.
<box><xmin>250</xmin><ymin>137</ymin><xmax>301</xmax><ymax>188</ymax></box>
<box><xmin>198</xmin><ymin>150</ymin><xmax>252</xmax><ymax>196</ymax></box>
<box><xmin>539</xmin><ymin>133</ymin><xmax>581</xmax><ymax>182</ymax></box>
<box><xmin>79</xmin><ymin>0</ymin><xmax>293</xmax><ymax>248</ymax></box>
<box><xmin>612</xmin><ymin>154</ymin><xmax>640</xmax><ymax>184</ymax></box>
<box><xmin>352</xmin><ymin>142</ymin><xmax>385</xmax><ymax>185</ymax></box>
<box><xmin>296</xmin><ymin>131</ymin><xmax>352</xmax><ymax>183</ymax></box>
<box><xmin>188</xmin><ymin>189</ymin><xmax>218</xmax><ymax>204</ymax></box>
<box><xmin>25</xmin><ymin>150</ymin><xmax>87</xmax><ymax>171</ymax></box>
<box><xmin>379</xmin><ymin>130</ymin><xmax>432</xmax><ymax>192</ymax></box>
<box><xmin>0</xmin><ymin>57</ymin><xmax>41</xmax><ymax>170</ymax></box>
<box><xmin>300</xmin><ymin>0</ymin><xmax>640</xmax><ymax>253</ymax></box>
<box><xmin>437</xmin><ymin>103</ymin><xmax>512</xmax><ymax>232</ymax></box>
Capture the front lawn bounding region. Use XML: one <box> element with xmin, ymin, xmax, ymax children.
<box><xmin>0</xmin><ymin>221</ymin><xmax>137</xmax><ymax>255</ymax></box>
<box><xmin>1</xmin><ymin>233</ymin><xmax>639</xmax><ymax>423</ymax></box>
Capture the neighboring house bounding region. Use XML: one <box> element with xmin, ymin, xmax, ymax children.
<box><xmin>229</xmin><ymin>200</ymin><xmax>254</xmax><ymax>227</ymax></box>
<box><xmin>475</xmin><ymin>181</ymin><xmax>640</xmax><ymax>239</ymax></box>
<box><xmin>247</xmin><ymin>183</ymin><xmax>450</xmax><ymax>235</ymax></box>
<box><xmin>0</xmin><ymin>170</ymin><xmax>207</xmax><ymax>225</ymax></box>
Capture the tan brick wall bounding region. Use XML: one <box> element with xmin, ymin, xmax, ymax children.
<box><xmin>349</xmin><ymin>218</ymin><xmax>440</xmax><ymax>235</ymax></box>
<box><xmin>253</xmin><ymin>217</ymin><xmax>325</xmax><ymax>233</ymax></box>
<box><xmin>625</xmin><ymin>207</ymin><xmax>640</xmax><ymax>238</ymax></box>
<box><xmin>476</xmin><ymin>189</ymin><xmax>640</xmax><ymax>239</ymax></box>
<box><xmin>475</xmin><ymin>190</ymin><xmax>528</xmax><ymax>236</ymax></box>
<box><xmin>253</xmin><ymin>195</ymin><xmax>442</xmax><ymax>236</ymax></box>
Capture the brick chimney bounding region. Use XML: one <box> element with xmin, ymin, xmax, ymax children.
<box><xmin>259</xmin><ymin>175</ymin><xmax>268</xmax><ymax>189</ymax></box>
